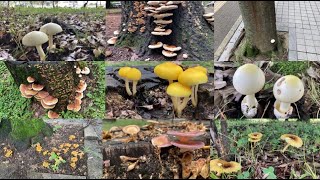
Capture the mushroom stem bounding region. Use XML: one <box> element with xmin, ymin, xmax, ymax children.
<box><xmin>125</xmin><ymin>79</ymin><xmax>132</xmax><ymax>96</ymax></box>
<box><xmin>36</xmin><ymin>45</ymin><xmax>46</xmax><ymax>61</ymax></box>
<box><xmin>132</xmin><ymin>80</ymin><xmax>138</xmax><ymax>96</ymax></box>
<box><xmin>281</xmin><ymin>143</ymin><xmax>290</xmax><ymax>153</ymax></box>
<box><xmin>245</xmin><ymin>94</ymin><xmax>257</xmax><ymax>108</ymax></box>
<box><xmin>176</xmin><ymin>97</ymin><xmax>189</xmax><ymax>117</ymax></box>
<box><xmin>279</xmin><ymin>102</ymin><xmax>291</xmax><ymax>113</ymax></box>
<box><xmin>48</xmin><ymin>34</ymin><xmax>54</xmax><ymax>50</ymax></box>
<box><xmin>192</xmin><ymin>85</ymin><xmax>199</xmax><ymax>107</ymax></box>
<box><xmin>191</xmin><ymin>85</ymin><xmax>197</xmax><ymax>107</ymax></box>
<box><xmin>171</xmin><ymin>96</ymin><xmax>178</xmax><ymax>112</ymax></box>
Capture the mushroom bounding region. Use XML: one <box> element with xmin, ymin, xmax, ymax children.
<box><xmin>232</xmin><ymin>64</ymin><xmax>265</xmax><ymax>118</ymax></box>
<box><xmin>154</xmin><ymin>62</ymin><xmax>183</xmax><ymax>84</ymax></box>
<box><xmin>280</xmin><ymin>134</ymin><xmax>303</xmax><ymax>153</ymax></box>
<box><xmin>167</xmin><ymin>131</ymin><xmax>205</xmax><ymax>152</ymax></box>
<box><xmin>20</xmin><ymin>84</ymin><xmax>33</xmax><ymax>98</ymax></box>
<box><xmin>76</xmin><ymin>80</ymin><xmax>87</xmax><ymax>93</ymax></box>
<box><xmin>178</xmin><ymin>68</ymin><xmax>208</xmax><ymax>107</ymax></box>
<box><xmin>122</xmin><ymin>125</ymin><xmax>140</xmax><ymax>136</ymax></box>
<box><xmin>40</xmin><ymin>23</ymin><xmax>63</xmax><ymax>50</ymax></box>
<box><xmin>153</xmin><ymin>13</ymin><xmax>173</xmax><ymax>19</ymax></box>
<box><xmin>156</xmin><ymin>5</ymin><xmax>178</xmax><ymax>11</ymax></box>
<box><xmin>48</xmin><ymin>110</ymin><xmax>59</xmax><ymax>119</ymax></box>
<box><xmin>273</xmin><ymin>75</ymin><xmax>304</xmax><ymax>119</ymax></box>
<box><xmin>107</xmin><ymin>37</ymin><xmax>117</xmax><ymax>45</ymax></box>
<box><xmin>148</xmin><ymin>42</ymin><xmax>163</xmax><ymax>49</ymax></box>
<box><xmin>182</xmin><ymin>53</ymin><xmax>188</xmax><ymax>59</ymax></box>
<box><xmin>27</xmin><ymin>76</ymin><xmax>35</xmax><ymax>83</ymax></box>
<box><xmin>22</xmin><ymin>31</ymin><xmax>49</xmax><ymax>61</ymax></box>
<box><xmin>203</xmin><ymin>13</ymin><xmax>214</xmax><ymax>18</ymax></box>
<box><xmin>34</xmin><ymin>91</ymin><xmax>49</xmax><ymax>101</ymax></box>
<box><xmin>248</xmin><ymin>132</ymin><xmax>263</xmax><ymax>143</ymax></box>
<box><xmin>118</xmin><ymin>67</ymin><xmax>142</xmax><ymax>96</ymax></box>
<box><xmin>210</xmin><ymin>159</ymin><xmax>241</xmax><ymax>176</ymax></box>
<box><xmin>166</xmin><ymin>82</ymin><xmax>192</xmax><ymax>117</ymax></box>
<box><xmin>163</xmin><ymin>44</ymin><xmax>181</xmax><ymax>52</ymax></box>
<box><xmin>113</xmin><ymin>30</ymin><xmax>120</xmax><ymax>36</ymax></box>
<box><xmin>32</xmin><ymin>84</ymin><xmax>44</xmax><ymax>91</ymax></box>
<box><xmin>162</xmin><ymin>50</ymin><xmax>177</xmax><ymax>57</ymax></box>
<box><xmin>151</xmin><ymin>29</ymin><xmax>172</xmax><ymax>36</ymax></box>
<box><xmin>154</xmin><ymin>19</ymin><xmax>173</xmax><ymax>25</ymax></box>
<box><xmin>166</xmin><ymin>1</ymin><xmax>182</xmax><ymax>5</ymax></box>
<box><xmin>151</xmin><ymin>134</ymin><xmax>172</xmax><ymax>148</ymax></box>
<box><xmin>81</xmin><ymin>67</ymin><xmax>90</xmax><ymax>75</ymax></box>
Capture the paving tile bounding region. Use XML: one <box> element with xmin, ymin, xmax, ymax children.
<box><xmin>288</xmin><ymin>50</ymin><xmax>298</xmax><ymax>60</ymax></box>
<box><xmin>313</xmin><ymin>35</ymin><xmax>320</xmax><ymax>41</ymax></box>
<box><xmin>304</xmin><ymin>34</ymin><xmax>313</xmax><ymax>39</ymax></box>
<box><xmin>307</xmin><ymin>53</ymin><xmax>318</xmax><ymax>60</ymax></box>
<box><xmin>297</xmin><ymin>38</ymin><xmax>305</xmax><ymax>45</ymax></box>
<box><xmin>297</xmin><ymin>44</ymin><xmax>306</xmax><ymax>52</ymax></box>
<box><xmin>305</xmin><ymin>39</ymin><xmax>315</xmax><ymax>46</ymax></box>
<box><xmin>297</xmin><ymin>51</ymin><xmax>308</xmax><ymax>60</ymax></box>
<box><xmin>306</xmin><ymin>46</ymin><xmax>316</xmax><ymax>53</ymax></box>
<box><xmin>315</xmin><ymin>46</ymin><xmax>320</xmax><ymax>54</ymax></box>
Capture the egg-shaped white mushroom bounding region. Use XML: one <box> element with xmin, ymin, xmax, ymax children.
<box><xmin>233</xmin><ymin>63</ymin><xmax>265</xmax><ymax>118</ymax></box>
<box><xmin>273</xmin><ymin>75</ymin><xmax>304</xmax><ymax>119</ymax></box>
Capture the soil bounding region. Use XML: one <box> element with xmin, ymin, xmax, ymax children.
<box><xmin>106</xmin><ymin>66</ymin><xmax>214</xmax><ymax>120</ymax></box>
<box><xmin>214</xmin><ymin>61</ymin><xmax>320</xmax><ymax>120</ymax></box>
<box><xmin>102</xmin><ymin>121</ymin><xmax>211</xmax><ymax>179</ymax></box>
<box><xmin>0</xmin><ymin>8</ymin><xmax>106</xmax><ymax>61</ymax></box>
<box><xmin>0</xmin><ymin>124</ymin><xmax>87</xmax><ymax>178</ymax></box>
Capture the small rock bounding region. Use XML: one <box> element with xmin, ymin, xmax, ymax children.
<box><xmin>182</xmin><ymin>53</ymin><xmax>188</xmax><ymax>59</ymax></box>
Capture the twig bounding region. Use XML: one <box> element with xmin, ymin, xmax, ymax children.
<box><xmin>260</xmin><ymin>100</ymin><xmax>271</xmax><ymax>118</ymax></box>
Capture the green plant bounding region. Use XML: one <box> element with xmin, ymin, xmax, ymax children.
<box><xmin>49</xmin><ymin>152</ymin><xmax>66</xmax><ymax>172</ymax></box>
<box><xmin>237</xmin><ymin>171</ymin><xmax>250</xmax><ymax>179</ymax></box>
<box><xmin>262</xmin><ymin>167</ymin><xmax>277</xmax><ymax>179</ymax></box>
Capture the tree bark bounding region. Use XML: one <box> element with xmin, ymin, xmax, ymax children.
<box><xmin>106</xmin><ymin>1</ymin><xmax>111</xmax><ymax>9</ymax></box>
<box><xmin>239</xmin><ymin>1</ymin><xmax>278</xmax><ymax>55</ymax></box>
<box><xmin>4</xmin><ymin>61</ymin><xmax>81</xmax><ymax>112</ymax></box>
<box><xmin>116</xmin><ymin>1</ymin><xmax>214</xmax><ymax>61</ymax></box>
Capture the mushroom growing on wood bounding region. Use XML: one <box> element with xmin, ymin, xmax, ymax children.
<box><xmin>162</xmin><ymin>50</ymin><xmax>177</xmax><ymax>57</ymax></box>
<box><xmin>151</xmin><ymin>29</ymin><xmax>172</xmax><ymax>36</ymax></box>
<box><xmin>167</xmin><ymin>131</ymin><xmax>205</xmax><ymax>152</ymax></box>
<box><xmin>148</xmin><ymin>42</ymin><xmax>163</xmax><ymax>49</ymax></box>
<box><xmin>151</xmin><ymin>135</ymin><xmax>172</xmax><ymax>148</ymax></box>
<box><xmin>273</xmin><ymin>75</ymin><xmax>304</xmax><ymax>119</ymax></box>
<box><xmin>232</xmin><ymin>64</ymin><xmax>265</xmax><ymax>118</ymax></box>
<box><xmin>22</xmin><ymin>31</ymin><xmax>49</xmax><ymax>61</ymax></box>
<box><xmin>27</xmin><ymin>76</ymin><xmax>35</xmax><ymax>83</ymax></box>
<box><xmin>154</xmin><ymin>62</ymin><xmax>183</xmax><ymax>84</ymax></box>
<box><xmin>48</xmin><ymin>110</ymin><xmax>59</xmax><ymax>119</ymax></box>
<box><xmin>163</xmin><ymin>44</ymin><xmax>181</xmax><ymax>52</ymax></box>
<box><xmin>40</xmin><ymin>22</ymin><xmax>63</xmax><ymax>50</ymax></box>
<box><xmin>166</xmin><ymin>82</ymin><xmax>192</xmax><ymax>117</ymax></box>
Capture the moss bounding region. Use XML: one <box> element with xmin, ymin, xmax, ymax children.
<box><xmin>116</xmin><ymin>33</ymin><xmax>146</xmax><ymax>48</ymax></box>
<box><xmin>270</xmin><ymin>61</ymin><xmax>309</xmax><ymax>76</ymax></box>
<box><xmin>244</xmin><ymin>40</ymin><xmax>259</xmax><ymax>57</ymax></box>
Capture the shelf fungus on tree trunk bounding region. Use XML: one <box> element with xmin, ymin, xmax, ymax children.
<box><xmin>116</xmin><ymin>1</ymin><xmax>214</xmax><ymax>60</ymax></box>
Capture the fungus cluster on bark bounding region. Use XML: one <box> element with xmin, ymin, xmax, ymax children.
<box><xmin>145</xmin><ymin>1</ymin><xmax>183</xmax><ymax>58</ymax></box>
<box><xmin>22</xmin><ymin>23</ymin><xmax>62</xmax><ymax>61</ymax></box>
<box><xmin>203</xmin><ymin>13</ymin><xmax>214</xmax><ymax>23</ymax></box>
<box><xmin>19</xmin><ymin>76</ymin><xmax>59</xmax><ymax>119</ymax></box>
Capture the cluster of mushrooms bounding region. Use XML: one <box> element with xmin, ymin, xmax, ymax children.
<box><xmin>19</xmin><ymin>76</ymin><xmax>59</xmax><ymax>119</ymax></box>
<box><xmin>203</xmin><ymin>12</ymin><xmax>214</xmax><ymax>24</ymax></box>
<box><xmin>145</xmin><ymin>1</ymin><xmax>184</xmax><ymax>58</ymax></box>
<box><xmin>66</xmin><ymin>65</ymin><xmax>90</xmax><ymax>112</ymax></box>
<box><xmin>117</xmin><ymin>62</ymin><xmax>208</xmax><ymax>117</ymax></box>
<box><xmin>22</xmin><ymin>22</ymin><xmax>63</xmax><ymax>61</ymax></box>
<box><xmin>233</xmin><ymin>63</ymin><xmax>304</xmax><ymax>119</ymax></box>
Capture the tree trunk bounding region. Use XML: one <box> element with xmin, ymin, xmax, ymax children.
<box><xmin>116</xmin><ymin>1</ymin><xmax>214</xmax><ymax>61</ymax></box>
<box><xmin>239</xmin><ymin>1</ymin><xmax>278</xmax><ymax>55</ymax></box>
<box><xmin>106</xmin><ymin>1</ymin><xmax>110</xmax><ymax>9</ymax></box>
<box><xmin>4</xmin><ymin>61</ymin><xmax>81</xmax><ymax>112</ymax></box>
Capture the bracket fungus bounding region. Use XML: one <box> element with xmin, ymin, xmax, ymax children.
<box><xmin>280</xmin><ymin>134</ymin><xmax>303</xmax><ymax>153</ymax></box>
<box><xmin>48</xmin><ymin>110</ymin><xmax>59</xmax><ymax>119</ymax></box>
<box><xmin>40</xmin><ymin>22</ymin><xmax>63</xmax><ymax>50</ymax></box>
<box><xmin>166</xmin><ymin>82</ymin><xmax>192</xmax><ymax>117</ymax></box>
<box><xmin>178</xmin><ymin>67</ymin><xmax>208</xmax><ymax>107</ymax></box>
<box><xmin>233</xmin><ymin>64</ymin><xmax>265</xmax><ymax>118</ymax></box>
<box><xmin>167</xmin><ymin>131</ymin><xmax>205</xmax><ymax>151</ymax></box>
<box><xmin>118</xmin><ymin>67</ymin><xmax>142</xmax><ymax>96</ymax></box>
<box><xmin>154</xmin><ymin>62</ymin><xmax>183</xmax><ymax>84</ymax></box>
<box><xmin>148</xmin><ymin>42</ymin><xmax>163</xmax><ymax>49</ymax></box>
<box><xmin>273</xmin><ymin>75</ymin><xmax>304</xmax><ymax>119</ymax></box>
<box><xmin>22</xmin><ymin>31</ymin><xmax>49</xmax><ymax>61</ymax></box>
<box><xmin>210</xmin><ymin>159</ymin><xmax>241</xmax><ymax>176</ymax></box>
<box><xmin>151</xmin><ymin>134</ymin><xmax>172</xmax><ymax>148</ymax></box>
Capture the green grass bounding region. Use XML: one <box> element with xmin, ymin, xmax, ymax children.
<box><xmin>103</xmin><ymin>119</ymin><xmax>149</xmax><ymax>131</ymax></box>
<box><xmin>270</xmin><ymin>61</ymin><xmax>310</xmax><ymax>76</ymax></box>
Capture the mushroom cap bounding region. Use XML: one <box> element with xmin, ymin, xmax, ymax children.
<box><xmin>166</xmin><ymin>82</ymin><xmax>192</xmax><ymax>98</ymax></box>
<box><xmin>178</xmin><ymin>68</ymin><xmax>208</xmax><ymax>86</ymax></box>
<box><xmin>43</xmin><ymin>95</ymin><xmax>58</xmax><ymax>106</ymax></box>
<box><xmin>40</xmin><ymin>23</ymin><xmax>63</xmax><ymax>35</ymax></box>
<box><xmin>153</xmin><ymin>13</ymin><xmax>173</xmax><ymax>19</ymax></box>
<box><xmin>154</xmin><ymin>19</ymin><xmax>173</xmax><ymax>25</ymax></box>
<box><xmin>20</xmin><ymin>84</ymin><xmax>32</xmax><ymax>93</ymax></box>
<box><xmin>41</xmin><ymin>99</ymin><xmax>55</xmax><ymax>109</ymax></box>
<box><xmin>156</xmin><ymin>5</ymin><xmax>178</xmax><ymax>11</ymax></box>
<box><xmin>151</xmin><ymin>29</ymin><xmax>172</xmax><ymax>36</ymax></box>
<box><xmin>232</xmin><ymin>63</ymin><xmax>265</xmax><ymax>95</ymax></box>
<box><xmin>163</xmin><ymin>44</ymin><xmax>181</xmax><ymax>52</ymax></box>
<box><xmin>122</xmin><ymin>125</ymin><xmax>140</xmax><ymax>135</ymax></box>
<box><xmin>22</xmin><ymin>31</ymin><xmax>49</xmax><ymax>46</ymax></box>
<box><xmin>248</xmin><ymin>137</ymin><xmax>261</xmax><ymax>143</ymax></box>
<box><xmin>27</xmin><ymin>76</ymin><xmax>35</xmax><ymax>83</ymax></box>
<box><xmin>81</xmin><ymin>67</ymin><xmax>90</xmax><ymax>75</ymax></box>
<box><xmin>48</xmin><ymin>110</ymin><xmax>59</xmax><ymax>119</ymax></box>
<box><xmin>118</xmin><ymin>67</ymin><xmax>141</xmax><ymax>81</ymax></box>
<box><xmin>203</xmin><ymin>13</ymin><xmax>214</xmax><ymax>18</ymax></box>
<box><xmin>32</xmin><ymin>84</ymin><xmax>44</xmax><ymax>91</ymax></box>
<box><xmin>273</xmin><ymin>75</ymin><xmax>304</xmax><ymax>103</ymax></box>
<box><xmin>75</xmin><ymin>92</ymin><xmax>84</xmax><ymax>100</ymax></box>
<box><xmin>191</xmin><ymin>66</ymin><xmax>207</xmax><ymax>74</ymax></box>
<box><xmin>24</xmin><ymin>89</ymin><xmax>38</xmax><ymax>96</ymax></box>
<box><xmin>76</xmin><ymin>80</ymin><xmax>87</xmax><ymax>93</ymax></box>
<box><xmin>210</xmin><ymin>159</ymin><xmax>241</xmax><ymax>174</ymax></box>
<box><xmin>148</xmin><ymin>42</ymin><xmax>163</xmax><ymax>49</ymax></box>
<box><xmin>107</xmin><ymin>37</ymin><xmax>117</xmax><ymax>45</ymax></box>
<box><xmin>154</xmin><ymin>26</ymin><xmax>166</xmax><ymax>32</ymax></box>
<box><xmin>171</xmin><ymin>140</ymin><xmax>204</xmax><ymax>150</ymax></box>
<box><xmin>280</xmin><ymin>134</ymin><xmax>303</xmax><ymax>148</ymax></box>
<box><xmin>154</xmin><ymin>62</ymin><xmax>183</xmax><ymax>81</ymax></box>
<box><xmin>35</xmin><ymin>91</ymin><xmax>49</xmax><ymax>99</ymax></box>
<box><xmin>167</xmin><ymin>130</ymin><xmax>205</xmax><ymax>137</ymax></box>
<box><xmin>248</xmin><ymin>132</ymin><xmax>263</xmax><ymax>139</ymax></box>
<box><xmin>151</xmin><ymin>135</ymin><xmax>172</xmax><ymax>148</ymax></box>
<box><xmin>162</xmin><ymin>50</ymin><xmax>177</xmax><ymax>57</ymax></box>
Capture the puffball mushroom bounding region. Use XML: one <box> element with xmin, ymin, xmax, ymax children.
<box><xmin>118</xmin><ymin>67</ymin><xmax>142</xmax><ymax>96</ymax></box>
<box><xmin>40</xmin><ymin>22</ymin><xmax>63</xmax><ymax>50</ymax></box>
<box><xmin>178</xmin><ymin>67</ymin><xmax>208</xmax><ymax>107</ymax></box>
<box><xmin>154</xmin><ymin>62</ymin><xmax>183</xmax><ymax>84</ymax></box>
<box><xmin>166</xmin><ymin>82</ymin><xmax>192</xmax><ymax>117</ymax></box>
<box><xmin>273</xmin><ymin>75</ymin><xmax>304</xmax><ymax>119</ymax></box>
<box><xmin>232</xmin><ymin>64</ymin><xmax>265</xmax><ymax>118</ymax></box>
<box><xmin>22</xmin><ymin>31</ymin><xmax>49</xmax><ymax>61</ymax></box>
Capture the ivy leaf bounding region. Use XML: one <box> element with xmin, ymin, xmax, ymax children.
<box><xmin>263</xmin><ymin>167</ymin><xmax>277</xmax><ymax>179</ymax></box>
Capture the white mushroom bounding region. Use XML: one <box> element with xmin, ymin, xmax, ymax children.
<box><xmin>107</xmin><ymin>37</ymin><xmax>117</xmax><ymax>45</ymax></box>
<box><xmin>81</xmin><ymin>67</ymin><xmax>90</xmax><ymax>75</ymax></box>
<box><xmin>154</xmin><ymin>19</ymin><xmax>173</xmax><ymax>25</ymax></box>
<box><xmin>22</xmin><ymin>31</ymin><xmax>49</xmax><ymax>61</ymax></box>
<box><xmin>233</xmin><ymin>64</ymin><xmax>265</xmax><ymax>118</ymax></box>
<box><xmin>40</xmin><ymin>23</ymin><xmax>63</xmax><ymax>50</ymax></box>
<box><xmin>153</xmin><ymin>13</ymin><xmax>173</xmax><ymax>19</ymax></box>
<box><xmin>273</xmin><ymin>75</ymin><xmax>304</xmax><ymax>119</ymax></box>
<box><xmin>151</xmin><ymin>29</ymin><xmax>172</xmax><ymax>36</ymax></box>
<box><xmin>156</xmin><ymin>5</ymin><xmax>178</xmax><ymax>12</ymax></box>
<box><xmin>148</xmin><ymin>42</ymin><xmax>163</xmax><ymax>49</ymax></box>
<box><xmin>203</xmin><ymin>13</ymin><xmax>214</xmax><ymax>18</ymax></box>
<box><xmin>113</xmin><ymin>30</ymin><xmax>120</xmax><ymax>36</ymax></box>
<box><xmin>162</xmin><ymin>50</ymin><xmax>177</xmax><ymax>57</ymax></box>
<box><xmin>163</xmin><ymin>44</ymin><xmax>181</xmax><ymax>51</ymax></box>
